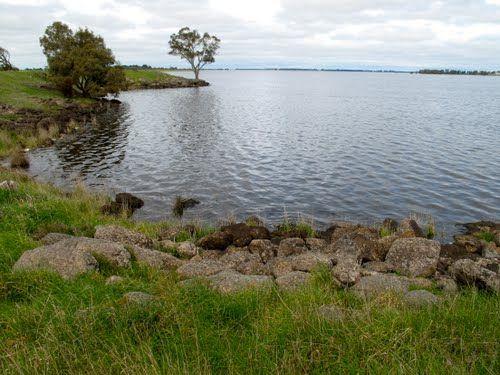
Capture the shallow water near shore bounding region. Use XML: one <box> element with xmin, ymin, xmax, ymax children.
<box><xmin>28</xmin><ymin>71</ymin><xmax>500</xmax><ymax>237</ymax></box>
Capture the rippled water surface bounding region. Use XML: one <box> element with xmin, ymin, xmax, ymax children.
<box><xmin>29</xmin><ymin>71</ymin><xmax>500</xmax><ymax>235</ymax></box>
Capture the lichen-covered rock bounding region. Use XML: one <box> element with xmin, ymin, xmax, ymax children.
<box><xmin>197</xmin><ymin>231</ymin><xmax>233</xmax><ymax>250</ymax></box>
<box><xmin>94</xmin><ymin>225</ymin><xmax>152</xmax><ymax>248</ymax></box>
<box><xmin>278</xmin><ymin>238</ymin><xmax>307</xmax><ymax>257</ymax></box>
<box><xmin>177</xmin><ymin>241</ymin><xmax>198</xmax><ymax>258</ymax></box>
<box><xmin>305</xmin><ymin>238</ymin><xmax>327</xmax><ymax>252</ymax></box>
<box><xmin>351</xmin><ymin>274</ymin><xmax>412</xmax><ymax>299</ymax></box>
<box><xmin>453</xmin><ymin>235</ymin><xmax>483</xmax><ymax>253</ymax></box>
<box><xmin>435</xmin><ymin>276</ymin><xmax>458</xmax><ymax>294</ymax></box>
<box><xmin>268</xmin><ymin>257</ymin><xmax>294</xmax><ymax>277</ymax></box>
<box><xmin>219</xmin><ymin>250</ymin><xmax>259</xmax><ymax>268</ymax></box>
<box><xmin>330</xmin><ymin>236</ymin><xmax>362</xmax><ymax>286</ymax></box>
<box><xmin>403</xmin><ymin>290</ymin><xmax>439</xmax><ymax>307</ymax></box>
<box><xmin>290</xmin><ymin>252</ymin><xmax>332</xmax><ymax>272</ymax></box>
<box><xmin>385</xmin><ymin>238</ymin><xmax>440</xmax><ymax>277</ymax></box>
<box><xmin>129</xmin><ymin>246</ymin><xmax>182</xmax><ymax>271</ymax></box>
<box><xmin>13</xmin><ymin>242</ymin><xmax>98</xmax><ymax>279</ymax></box>
<box><xmin>220</xmin><ymin>223</ymin><xmax>271</xmax><ymax>247</ymax></box>
<box><xmin>74</xmin><ymin>238</ymin><xmax>131</xmax><ymax>268</ymax></box>
<box><xmin>449</xmin><ymin>259</ymin><xmax>499</xmax><ymax>292</ymax></box>
<box><xmin>176</xmin><ymin>259</ymin><xmax>226</xmax><ymax>279</ymax></box>
<box><xmin>206</xmin><ymin>270</ymin><xmax>273</xmax><ymax>293</ymax></box>
<box><xmin>40</xmin><ymin>232</ymin><xmax>73</xmax><ymax>245</ymax></box>
<box><xmin>362</xmin><ymin>261</ymin><xmax>393</xmax><ymax>273</ymax></box>
<box><xmin>249</xmin><ymin>239</ymin><xmax>276</xmax><ymax>262</ymax></box>
<box><xmin>275</xmin><ymin>271</ymin><xmax>312</xmax><ymax>291</ymax></box>
<box><xmin>399</xmin><ymin>218</ymin><xmax>424</xmax><ymax>238</ymax></box>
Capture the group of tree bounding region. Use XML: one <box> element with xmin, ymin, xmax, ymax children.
<box><xmin>419</xmin><ymin>69</ymin><xmax>496</xmax><ymax>76</ymax></box>
<box><xmin>0</xmin><ymin>46</ymin><xmax>16</xmax><ymax>71</ymax></box>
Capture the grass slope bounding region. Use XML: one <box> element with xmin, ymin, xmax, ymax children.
<box><xmin>0</xmin><ymin>168</ymin><xmax>498</xmax><ymax>373</ymax></box>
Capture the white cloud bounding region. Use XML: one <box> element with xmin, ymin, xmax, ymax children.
<box><xmin>0</xmin><ymin>0</ymin><xmax>499</xmax><ymax>69</ymax></box>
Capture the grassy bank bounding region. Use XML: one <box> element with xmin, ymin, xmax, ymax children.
<box><xmin>0</xmin><ymin>168</ymin><xmax>499</xmax><ymax>373</ymax></box>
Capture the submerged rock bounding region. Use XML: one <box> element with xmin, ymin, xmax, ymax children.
<box><xmin>115</xmin><ymin>193</ymin><xmax>144</xmax><ymax>210</ymax></box>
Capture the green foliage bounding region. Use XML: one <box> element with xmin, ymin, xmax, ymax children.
<box><xmin>40</xmin><ymin>22</ymin><xmax>126</xmax><ymax>97</ymax></box>
<box><xmin>475</xmin><ymin>231</ymin><xmax>495</xmax><ymax>243</ymax></box>
<box><xmin>379</xmin><ymin>227</ymin><xmax>393</xmax><ymax>238</ymax></box>
<box><xmin>169</xmin><ymin>27</ymin><xmax>220</xmax><ymax>79</ymax></box>
<box><xmin>275</xmin><ymin>217</ymin><xmax>317</xmax><ymax>238</ymax></box>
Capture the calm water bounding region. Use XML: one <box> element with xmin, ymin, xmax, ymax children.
<box><xmin>29</xmin><ymin>71</ymin><xmax>500</xmax><ymax>236</ymax></box>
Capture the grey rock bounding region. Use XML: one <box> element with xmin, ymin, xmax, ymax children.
<box><xmin>95</xmin><ymin>225</ymin><xmax>153</xmax><ymax>248</ymax></box>
<box><xmin>330</xmin><ymin>236</ymin><xmax>362</xmax><ymax>286</ymax></box>
<box><xmin>362</xmin><ymin>261</ymin><xmax>393</xmax><ymax>273</ymax></box>
<box><xmin>435</xmin><ymin>276</ymin><xmax>458</xmax><ymax>294</ymax></box>
<box><xmin>290</xmin><ymin>252</ymin><xmax>332</xmax><ymax>272</ymax></box>
<box><xmin>206</xmin><ymin>270</ymin><xmax>273</xmax><ymax>293</ymax></box>
<box><xmin>249</xmin><ymin>239</ymin><xmax>276</xmax><ymax>262</ymax></box>
<box><xmin>278</xmin><ymin>238</ymin><xmax>307</xmax><ymax>257</ymax></box>
<box><xmin>449</xmin><ymin>259</ymin><xmax>499</xmax><ymax>293</ymax></box>
<box><xmin>13</xmin><ymin>242</ymin><xmax>99</xmax><ymax>279</ymax></box>
<box><xmin>351</xmin><ymin>274</ymin><xmax>412</xmax><ymax>299</ymax></box>
<box><xmin>268</xmin><ymin>257</ymin><xmax>294</xmax><ymax>277</ymax></box>
<box><xmin>40</xmin><ymin>232</ymin><xmax>73</xmax><ymax>246</ymax></box>
<box><xmin>129</xmin><ymin>245</ymin><xmax>182</xmax><ymax>271</ymax></box>
<box><xmin>219</xmin><ymin>250</ymin><xmax>260</xmax><ymax>269</ymax></box>
<box><xmin>176</xmin><ymin>259</ymin><xmax>227</xmax><ymax>279</ymax></box>
<box><xmin>403</xmin><ymin>290</ymin><xmax>439</xmax><ymax>307</ymax></box>
<box><xmin>305</xmin><ymin>238</ymin><xmax>327</xmax><ymax>252</ymax></box>
<box><xmin>385</xmin><ymin>238</ymin><xmax>440</xmax><ymax>277</ymax></box>
<box><xmin>275</xmin><ymin>271</ymin><xmax>312</xmax><ymax>291</ymax></box>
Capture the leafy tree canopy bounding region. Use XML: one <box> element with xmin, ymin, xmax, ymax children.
<box><xmin>169</xmin><ymin>27</ymin><xmax>220</xmax><ymax>80</ymax></box>
<box><xmin>40</xmin><ymin>22</ymin><xmax>126</xmax><ymax>97</ymax></box>
<box><xmin>0</xmin><ymin>46</ymin><xmax>16</xmax><ymax>71</ymax></box>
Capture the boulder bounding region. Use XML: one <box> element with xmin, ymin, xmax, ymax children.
<box><xmin>453</xmin><ymin>235</ymin><xmax>483</xmax><ymax>253</ymax></box>
<box><xmin>206</xmin><ymin>270</ymin><xmax>273</xmax><ymax>293</ymax></box>
<box><xmin>330</xmin><ymin>236</ymin><xmax>362</xmax><ymax>286</ymax></box>
<box><xmin>435</xmin><ymin>276</ymin><xmax>458</xmax><ymax>294</ymax></box>
<box><xmin>385</xmin><ymin>238</ymin><xmax>440</xmax><ymax>277</ymax></box>
<box><xmin>305</xmin><ymin>238</ymin><xmax>327</xmax><ymax>252</ymax></box>
<box><xmin>268</xmin><ymin>257</ymin><xmax>294</xmax><ymax>277</ymax></box>
<box><xmin>290</xmin><ymin>252</ymin><xmax>332</xmax><ymax>272</ymax></box>
<box><xmin>197</xmin><ymin>231</ymin><xmax>233</xmax><ymax>250</ymax></box>
<box><xmin>236</xmin><ymin>259</ymin><xmax>270</xmax><ymax>275</ymax></box>
<box><xmin>73</xmin><ymin>237</ymin><xmax>131</xmax><ymax>268</ymax></box>
<box><xmin>176</xmin><ymin>259</ymin><xmax>226</xmax><ymax>279</ymax></box>
<box><xmin>40</xmin><ymin>232</ymin><xmax>73</xmax><ymax>245</ymax></box>
<box><xmin>13</xmin><ymin>242</ymin><xmax>98</xmax><ymax>279</ymax></box>
<box><xmin>449</xmin><ymin>259</ymin><xmax>499</xmax><ymax>293</ymax></box>
<box><xmin>94</xmin><ymin>225</ymin><xmax>152</xmax><ymax>248</ymax></box>
<box><xmin>220</xmin><ymin>223</ymin><xmax>270</xmax><ymax>247</ymax></box>
<box><xmin>129</xmin><ymin>246</ymin><xmax>182</xmax><ymax>271</ymax></box>
<box><xmin>277</xmin><ymin>238</ymin><xmax>307</xmax><ymax>257</ymax></box>
<box><xmin>248</xmin><ymin>239</ymin><xmax>276</xmax><ymax>262</ymax></box>
<box><xmin>403</xmin><ymin>290</ymin><xmax>439</xmax><ymax>307</ymax></box>
<box><xmin>177</xmin><ymin>241</ymin><xmax>198</xmax><ymax>258</ymax></box>
<box><xmin>362</xmin><ymin>261</ymin><xmax>393</xmax><ymax>273</ymax></box>
<box><xmin>122</xmin><ymin>291</ymin><xmax>154</xmax><ymax>304</ymax></box>
<box><xmin>399</xmin><ymin>218</ymin><xmax>424</xmax><ymax>238</ymax></box>
<box><xmin>275</xmin><ymin>271</ymin><xmax>312</xmax><ymax>291</ymax></box>
<box><xmin>351</xmin><ymin>274</ymin><xmax>411</xmax><ymax>299</ymax></box>
<box><xmin>219</xmin><ymin>250</ymin><xmax>260</xmax><ymax>269</ymax></box>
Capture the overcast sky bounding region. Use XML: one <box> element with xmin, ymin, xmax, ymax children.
<box><xmin>1</xmin><ymin>0</ymin><xmax>500</xmax><ymax>70</ymax></box>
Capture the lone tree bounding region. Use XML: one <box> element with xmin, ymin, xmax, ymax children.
<box><xmin>0</xmin><ymin>46</ymin><xmax>15</xmax><ymax>70</ymax></box>
<box><xmin>40</xmin><ymin>22</ymin><xmax>126</xmax><ymax>97</ymax></box>
<box><xmin>168</xmin><ymin>27</ymin><xmax>220</xmax><ymax>80</ymax></box>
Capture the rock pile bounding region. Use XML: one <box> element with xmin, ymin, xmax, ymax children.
<box><xmin>12</xmin><ymin>219</ymin><xmax>500</xmax><ymax>299</ymax></box>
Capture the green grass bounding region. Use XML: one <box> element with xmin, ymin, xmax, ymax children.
<box><xmin>124</xmin><ymin>68</ymin><xmax>184</xmax><ymax>84</ymax></box>
<box><xmin>475</xmin><ymin>231</ymin><xmax>495</xmax><ymax>243</ymax></box>
<box><xmin>0</xmin><ymin>169</ymin><xmax>498</xmax><ymax>373</ymax></box>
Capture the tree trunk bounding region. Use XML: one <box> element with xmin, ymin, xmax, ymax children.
<box><xmin>194</xmin><ymin>69</ymin><xmax>200</xmax><ymax>80</ymax></box>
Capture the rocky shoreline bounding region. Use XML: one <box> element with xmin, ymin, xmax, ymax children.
<box><xmin>10</xmin><ymin>211</ymin><xmax>499</xmax><ymax>300</ymax></box>
<box><xmin>124</xmin><ymin>76</ymin><xmax>209</xmax><ymax>90</ymax></box>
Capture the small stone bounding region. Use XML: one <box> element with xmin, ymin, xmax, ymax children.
<box><xmin>275</xmin><ymin>271</ymin><xmax>312</xmax><ymax>291</ymax></box>
<box><xmin>106</xmin><ymin>275</ymin><xmax>124</xmax><ymax>285</ymax></box>
<box><xmin>122</xmin><ymin>291</ymin><xmax>154</xmax><ymax>304</ymax></box>
<box><xmin>403</xmin><ymin>290</ymin><xmax>439</xmax><ymax>307</ymax></box>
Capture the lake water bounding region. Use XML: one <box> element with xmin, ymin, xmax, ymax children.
<box><xmin>29</xmin><ymin>71</ymin><xmax>500</xmax><ymax>237</ymax></box>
